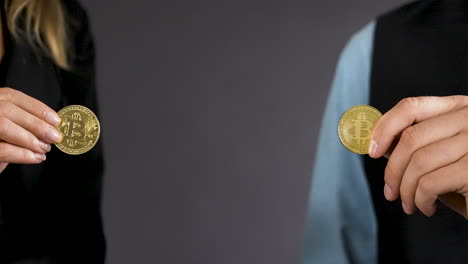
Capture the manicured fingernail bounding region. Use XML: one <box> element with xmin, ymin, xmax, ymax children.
<box><xmin>384</xmin><ymin>184</ymin><xmax>393</xmax><ymax>201</ymax></box>
<box><xmin>369</xmin><ymin>140</ymin><xmax>378</xmax><ymax>157</ymax></box>
<box><xmin>402</xmin><ymin>201</ymin><xmax>409</xmax><ymax>214</ymax></box>
<box><xmin>46</xmin><ymin>127</ymin><xmax>63</xmax><ymax>143</ymax></box>
<box><xmin>45</xmin><ymin>111</ymin><xmax>61</xmax><ymax>126</ymax></box>
<box><xmin>34</xmin><ymin>153</ymin><xmax>46</xmax><ymax>161</ymax></box>
<box><xmin>38</xmin><ymin>140</ymin><xmax>51</xmax><ymax>153</ymax></box>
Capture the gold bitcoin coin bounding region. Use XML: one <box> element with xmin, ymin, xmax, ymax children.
<box><xmin>54</xmin><ymin>105</ymin><xmax>100</xmax><ymax>155</ymax></box>
<box><xmin>338</xmin><ymin>105</ymin><xmax>382</xmax><ymax>154</ymax></box>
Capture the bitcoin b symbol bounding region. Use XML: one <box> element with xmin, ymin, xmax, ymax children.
<box><xmin>58</xmin><ymin>111</ymin><xmax>87</xmax><ymax>148</ymax></box>
<box><xmin>70</xmin><ymin>112</ymin><xmax>85</xmax><ymax>139</ymax></box>
<box><xmin>351</xmin><ymin>112</ymin><xmax>373</xmax><ymax>146</ymax></box>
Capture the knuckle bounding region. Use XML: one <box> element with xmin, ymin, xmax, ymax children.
<box><xmin>401</xmin><ymin>126</ymin><xmax>418</xmax><ymax>148</ymax></box>
<box><xmin>400</xmin><ymin>97</ymin><xmax>420</xmax><ymax>109</ymax></box>
<box><xmin>40</xmin><ymin>107</ymin><xmax>49</xmax><ymax>118</ymax></box>
<box><xmin>0</xmin><ymin>100</ymin><xmax>11</xmax><ymax>115</ymax></box>
<box><xmin>0</xmin><ymin>88</ymin><xmax>14</xmax><ymax>101</ymax></box>
<box><xmin>32</xmin><ymin>118</ymin><xmax>46</xmax><ymax>136</ymax></box>
<box><xmin>418</xmin><ymin>177</ymin><xmax>435</xmax><ymax>196</ymax></box>
<box><xmin>410</xmin><ymin>149</ymin><xmax>428</xmax><ymax>171</ymax></box>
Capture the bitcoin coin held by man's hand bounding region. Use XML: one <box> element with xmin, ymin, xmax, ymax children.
<box><xmin>54</xmin><ymin>105</ymin><xmax>101</xmax><ymax>155</ymax></box>
<box><xmin>338</xmin><ymin>105</ymin><xmax>382</xmax><ymax>154</ymax></box>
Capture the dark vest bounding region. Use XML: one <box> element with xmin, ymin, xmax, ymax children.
<box><xmin>365</xmin><ymin>0</ymin><xmax>468</xmax><ymax>263</ymax></box>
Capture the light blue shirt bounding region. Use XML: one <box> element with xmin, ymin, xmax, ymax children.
<box><xmin>301</xmin><ymin>21</ymin><xmax>377</xmax><ymax>264</ymax></box>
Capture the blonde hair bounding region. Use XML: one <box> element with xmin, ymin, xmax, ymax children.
<box><xmin>6</xmin><ymin>0</ymin><xmax>69</xmax><ymax>69</ymax></box>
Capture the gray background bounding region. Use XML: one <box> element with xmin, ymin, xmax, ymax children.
<box><xmin>79</xmin><ymin>0</ymin><xmax>407</xmax><ymax>263</ymax></box>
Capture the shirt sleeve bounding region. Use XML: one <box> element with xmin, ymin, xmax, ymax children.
<box><xmin>301</xmin><ymin>21</ymin><xmax>377</xmax><ymax>264</ymax></box>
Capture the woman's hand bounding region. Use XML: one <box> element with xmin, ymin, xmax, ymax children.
<box><xmin>0</xmin><ymin>87</ymin><xmax>62</xmax><ymax>173</ymax></box>
<box><xmin>369</xmin><ymin>96</ymin><xmax>468</xmax><ymax>218</ymax></box>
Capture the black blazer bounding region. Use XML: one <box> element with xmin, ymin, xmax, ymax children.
<box><xmin>0</xmin><ymin>0</ymin><xmax>105</xmax><ymax>263</ymax></box>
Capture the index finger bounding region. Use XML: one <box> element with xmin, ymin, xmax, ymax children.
<box><xmin>0</xmin><ymin>88</ymin><xmax>61</xmax><ymax>126</ymax></box>
<box><xmin>369</xmin><ymin>96</ymin><xmax>468</xmax><ymax>158</ymax></box>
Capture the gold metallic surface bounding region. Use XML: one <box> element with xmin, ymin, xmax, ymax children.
<box><xmin>54</xmin><ymin>105</ymin><xmax>100</xmax><ymax>155</ymax></box>
<box><xmin>338</xmin><ymin>105</ymin><xmax>382</xmax><ymax>154</ymax></box>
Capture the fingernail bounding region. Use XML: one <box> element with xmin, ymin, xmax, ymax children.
<box><xmin>384</xmin><ymin>184</ymin><xmax>393</xmax><ymax>201</ymax></box>
<box><xmin>45</xmin><ymin>111</ymin><xmax>61</xmax><ymax>126</ymax></box>
<box><xmin>34</xmin><ymin>153</ymin><xmax>46</xmax><ymax>161</ymax></box>
<box><xmin>37</xmin><ymin>140</ymin><xmax>51</xmax><ymax>153</ymax></box>
<box><xmin>402</xmin><ymin>201</ymin><xmax>410</xmax><ymax>214</ymax></box>
<box><xmin>46</xmin><ymin>127</ymin><xmax>63</xmax><ymax>143</ymax></box>
<box><xmin>369</xmin><ymin>140</ymin><xmax>378</xmax><ymax>157</ymax></box>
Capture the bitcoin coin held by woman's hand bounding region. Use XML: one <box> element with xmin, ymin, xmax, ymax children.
<box><xmin>338</xmin><ymin>105</ymin><xmax>382</xmax><ymax>154</ymax></box>
<box><xmin>54</xmin><ymin>105</ymin><xmax>100</xmax><ymax>155</ymax></box>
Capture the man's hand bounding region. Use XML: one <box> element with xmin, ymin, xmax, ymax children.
<box><xmin>369</xmin><ymin>96</ymin><xmax>468</xmax><ymax>218</ymax></box>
